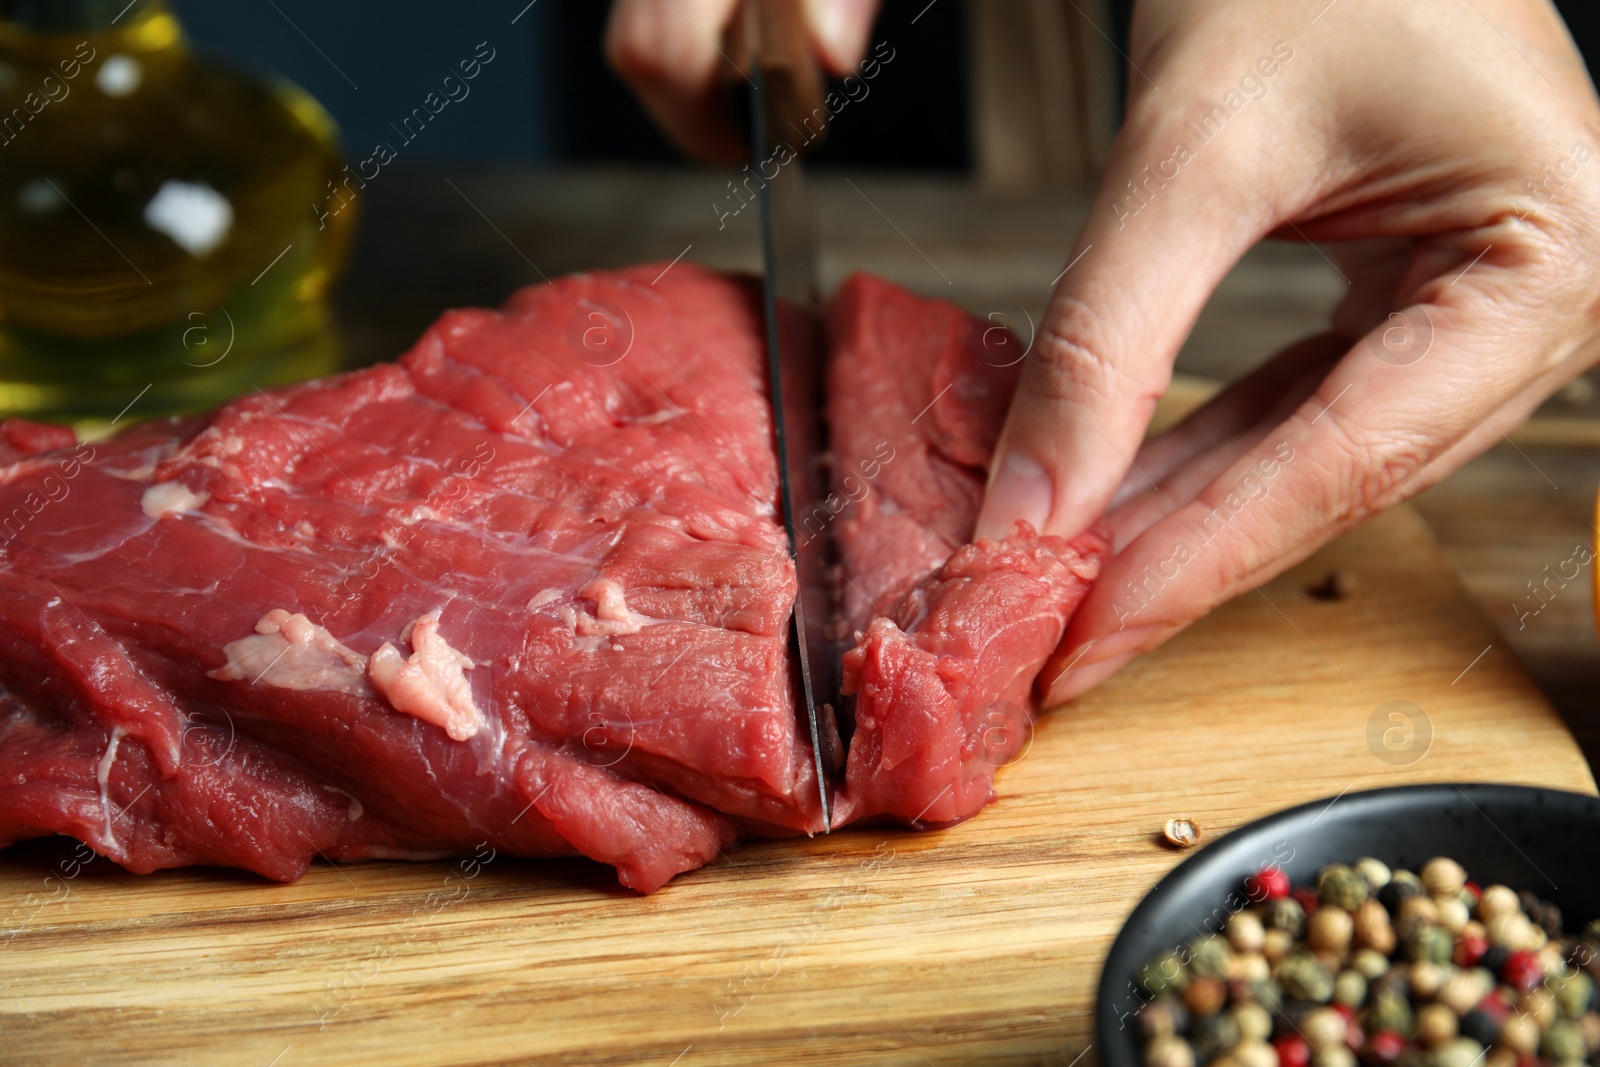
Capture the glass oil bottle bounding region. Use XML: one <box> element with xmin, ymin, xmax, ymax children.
<box><xmin>0</xmin><ymin>0</ymin><xmax>355</xmax><ymax>430</ymax></box>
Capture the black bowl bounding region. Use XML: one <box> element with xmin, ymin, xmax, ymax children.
<box><xmin>1095</xmin><ymin>783</ymin><xmax>1600</xmax><ymax>1067</ymax></box>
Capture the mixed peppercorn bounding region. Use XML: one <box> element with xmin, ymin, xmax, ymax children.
<box><xmin>1133</xmin><ymin>858</ymin><xmax>1600</xmax><ymax>1067</ymax></box>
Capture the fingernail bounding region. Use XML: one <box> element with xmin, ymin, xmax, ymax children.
<box><xmin>976</xmin><ymin>450</ymin><xmax>1052</xmax><ymax>541</ymax></box>
<box><xmin>1043</xmin><ymin>623</ymin><xmax>1172</xmax><ymax>705</ymax></box>
<box><xmin>808</xmin><ymin>0</ymin><xmax>850</xmax><ymax>64</ymax></box>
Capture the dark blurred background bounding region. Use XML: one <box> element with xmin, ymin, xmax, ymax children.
<box><xmin>170</xmin><ymin>0</ymin><xmax>1599</xmax><ymax>170</ymax></box>
<box><xmin>170</xmin><ymin>0</ymin><xmax>969</xmax><ymax>169</ymax></box>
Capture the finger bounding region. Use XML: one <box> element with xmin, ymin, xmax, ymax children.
<box><xmin>1113</xmin><ymin>347</ymin><xmax>1350</xmax><ymax>556</ymax></box>
<box><xmin>1049</xmin><ymin>279</ymin><xmax>1600</xmax><ymax>710</ymax></box>
<box><xmin>1043</xmin><ymin>267</ymin><xmax>1591</xmax><ymax>705</ymax></box>
<box><xmin>806</xmin><ymin>0</ymin><xmax>882</xmax><ymax>73</ymax></box>
<box><xmin>974</xmin><ymin>115</ymin><xmax>1280</xmax><ymax>542</ymax></box>
<box><xmin>1105</xmin><ymin>239</ymin><xmax>1417</xmax><ymax>522</ymax></box>
<box><xmin>1100</xmin><ymin>325</ymin><xmax>1582</xmax><ymax>610</ymax></box>
<box><xmin>1105</xmin><ymin>332</ymin><xmax>1351</xmax><ymax>538</ymax></box>
<box><xmin>1327</xmin><ymin>238</ymin><xmax>1431</xmax><ymax>339</ymax></box>
<box><xmin>1396</xmin><ymin>342</ymin><xmax>1597</xmax><ymax>496</ymax></box>
<box><xmin>606</xmin><ymin>0</ymin><xmax>747</xmax><ymax>164</ymax></box>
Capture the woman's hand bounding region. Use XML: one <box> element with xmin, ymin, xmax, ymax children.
<box><xmin>605</xmin><ymin>0</ymin><xmax>881</xmax><ymax>163</ymax></box>
<box><xmin>973</xmin><ymin>0</ymin><xmax>1600</xmax><ymax>704</ymax></box>
<box><xmin>606</xmin><ymin>0</ymin><xmax>1600</xmax><ymax>707</ymax></box>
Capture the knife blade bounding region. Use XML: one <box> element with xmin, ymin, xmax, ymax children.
<box><xmin>728</xmin><ymin>0</ymin><xmax>840</xmax><ymax>831</ymax></box>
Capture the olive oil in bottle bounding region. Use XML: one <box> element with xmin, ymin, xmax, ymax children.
<box><xmin>0</xmin><ymin>0</ymin><xmax>356</xmax><ymax>429</ymax></box>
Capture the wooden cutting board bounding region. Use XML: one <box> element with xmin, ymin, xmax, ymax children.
<box><xmin>2</xmin><ymin>506</ymin><xmax>1592</xmax><ymax>1067</ymax></box>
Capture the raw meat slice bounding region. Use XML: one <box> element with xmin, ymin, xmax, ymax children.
<box><xmin>0</xmin><ymin>265</ymin><xmax>798</xmax><ymax>894</ymax></box>
<box><xmin>0</xmin><ymin>420</ymin><xmax>75</xmax><ymax>466</ymax></box>
<box><xmin>823</xmin><ymin>274</ymin><xmax>1107</xmax><ymax>827</ymax></box>
<box><xmin>0</xmin><ymin>266</ymin><xmax>1103</xmax><ymax>893</ymax></box>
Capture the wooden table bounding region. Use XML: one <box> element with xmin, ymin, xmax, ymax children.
<box><xmin>2</xmin><ymin>166</ymin><xmax>1596</xmax><ymax>1066</ymax></box>
<box><xmin>3</xmin><ymin>508</ymin><xmax>1590</xmax><ymax>1066</ymax></box>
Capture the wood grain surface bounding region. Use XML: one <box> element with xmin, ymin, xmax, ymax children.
<box><xmin>3</xmin><ymin>506</ymin><xmax>1591</xmax><ymax>1067</ymax></box>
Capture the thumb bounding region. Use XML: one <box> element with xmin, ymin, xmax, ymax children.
<box><xmin>974</xmin><ymin>123</ymin><xmax>1277</xmax><ymax>542</ymax></box>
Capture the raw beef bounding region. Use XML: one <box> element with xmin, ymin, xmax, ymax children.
<box><xmin>0</xmin><ymin>265</ymin><xmax>1103</xmax><ymax>893</ymax></box>
<box><xmin>824</xmin><ymin>275</ymin><xmax>1107</xmax><ymax>826</ymax></box>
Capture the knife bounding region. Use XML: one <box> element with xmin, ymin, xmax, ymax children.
<box><xmin>726</xmin><ymin>0</ymin><xmax>840</xmax><ymax>831</ymax></box>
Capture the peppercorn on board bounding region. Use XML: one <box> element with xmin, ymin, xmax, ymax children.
<box><xmin>1</xmin><ymin>506</ymin><xmax>1592</xmax><ymax>1067</ymax></box>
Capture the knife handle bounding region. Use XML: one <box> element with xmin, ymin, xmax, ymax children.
<box><xmin>723</xmin><ymin>0</ymin><xmax>829</xmax><ymax>154</ymax></box>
